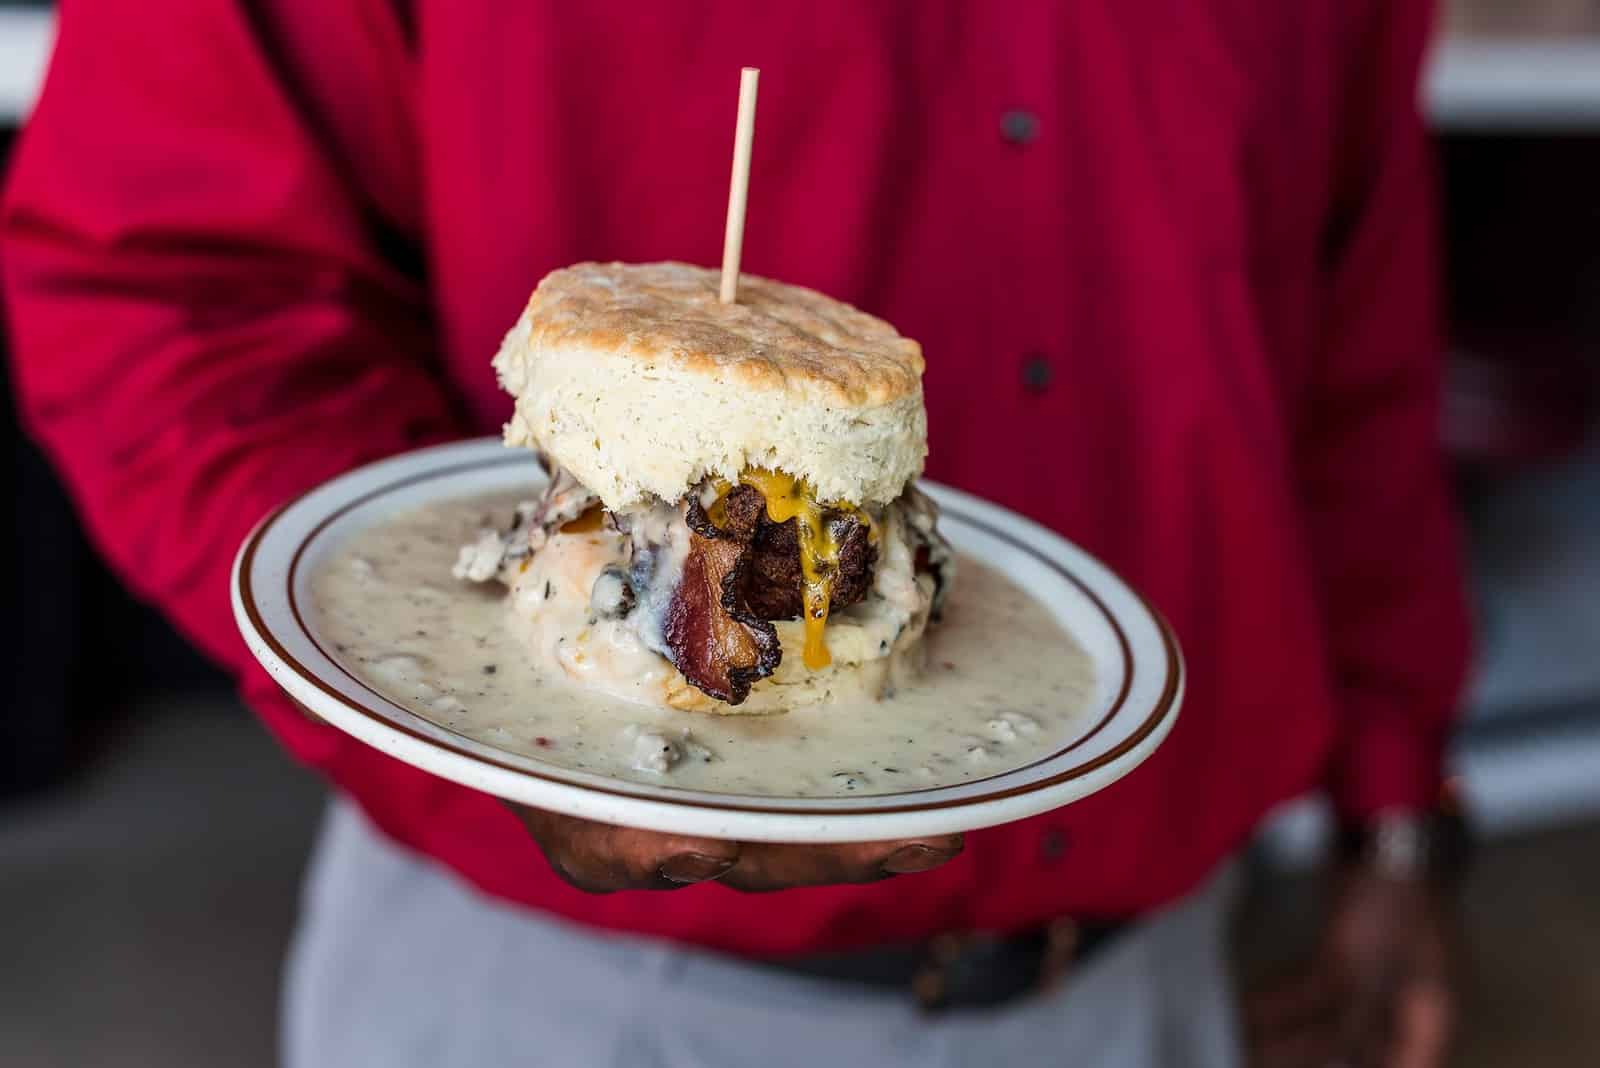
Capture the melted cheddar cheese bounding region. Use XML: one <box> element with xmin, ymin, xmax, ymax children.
<box><xmin>559</xmin><ymin>506</ymin><xmax>605</xmax><ymax>533</ymax></box>
<box><xmin>697</xmin><ymin>469</ymin><xmax>875</xmax><ymax>671</ymax></box>
<box><xmin>739</xmin><ymin>468</ymin><xmax>881</xmax><ymax>671</ymax></box>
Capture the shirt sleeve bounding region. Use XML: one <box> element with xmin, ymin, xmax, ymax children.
<box><xmin>1301</xmin><ymin>0</ymin><xmax>1473</xmax><ymax>820</ymax></box>
<box><xmin>1</xmin><ymin>2</ymin><xmax>465</xmax><ymax>791</ymax></box>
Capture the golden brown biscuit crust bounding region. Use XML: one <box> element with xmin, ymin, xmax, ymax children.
<box><xmin>524</xmin><ymin>262</ymin><xmax>924</xmax><ymax>406</ymax></box>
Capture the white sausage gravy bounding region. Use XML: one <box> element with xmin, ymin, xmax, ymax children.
<box><xmin>310</xmin><ymin>491</ymin><xmax>1096</xmax><ymax>797</ymax></box>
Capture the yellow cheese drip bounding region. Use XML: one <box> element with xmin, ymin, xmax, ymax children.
<box><xmin>559</xmin><ymin>505</ymin><xmax>605</xmax><ymax>533</ymax></box>
<box><xmin>739</xmin><ymin>468</ymin><xmax>839</xmax><ymax>670</ymax></box>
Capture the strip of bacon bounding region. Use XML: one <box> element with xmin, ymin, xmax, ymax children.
<box><xmin>662</xmin><ymin>488</ymin><xmax>780</xmax><ymax>704</ymax></box>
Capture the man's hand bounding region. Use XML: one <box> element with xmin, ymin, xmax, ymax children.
<box><xmin>1246</xmin><ymin>866</ymin><xmax>1457</xmax><ymax>1068</ymax></box>
<box><xmin>513</xmin><ymin>805</ymin><xmax>964</xmax><ymax>892</ymax></box>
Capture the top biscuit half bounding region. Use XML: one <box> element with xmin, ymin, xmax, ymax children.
<box><xmin>493</xmin><ymin>261</ymin><xmax>928</xmax><ymax>510</ymax></box>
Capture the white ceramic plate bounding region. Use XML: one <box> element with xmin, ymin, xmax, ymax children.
<box><xmin>232</xmin><ymin>439</ymin><xmax>1181</xmax><ymax>842</ymax></box>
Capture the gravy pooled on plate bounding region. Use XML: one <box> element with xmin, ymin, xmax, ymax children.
<box><xmin>311</xmin><ymin>491</ymin><xmax>1096</xmax><ymax>797</ymax></box>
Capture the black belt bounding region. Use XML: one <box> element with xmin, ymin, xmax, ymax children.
<box><xmin>758</xmin><ymin>919</ymin><xmax>1127</xmax><ymax>1012</ymax></box>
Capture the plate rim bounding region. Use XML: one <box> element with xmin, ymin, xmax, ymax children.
<box><xmin>232</xmin><ymin>439</ymin><xmax>1183</xmax><ymax>840</ymax></box>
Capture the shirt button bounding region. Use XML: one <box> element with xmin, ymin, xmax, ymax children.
<box><xmin>1039</xmin><ymin>828</ymin><xmax>1070</xmax><ymax>862</ymax></box>
<box><xmin>1021</xmin><ymin>353</ymin><xmax>1053</xmax><ymax>394</ymax></box>
<box><xmin>1000</xmin><ymin>109</ymin><xmax>1040</xmax><ymax>145</ymax></box>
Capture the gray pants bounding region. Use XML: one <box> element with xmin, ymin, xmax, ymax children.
<box><xmin>284</xmin><ymin>801</ymin><xmax>1241</xmax><ymax>1067</ymax></box>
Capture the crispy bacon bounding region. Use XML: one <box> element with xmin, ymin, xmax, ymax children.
<box><xmin>662</xmin><ymin>488</ymin><xmax>780</xmax><ymax>704</ymax></box>
<box><xmin>661</xmin><ymin>485</ymin><xmax>882</xmax><ymax>703</ymax></box>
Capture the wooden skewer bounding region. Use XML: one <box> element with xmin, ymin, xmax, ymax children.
<box><xmin>719</xmin><ymin>67</ymin><xmax>760</xmax><ymax>304</ymax></box>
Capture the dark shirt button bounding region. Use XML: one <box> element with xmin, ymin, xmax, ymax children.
<box><xmin>1021</xmin><ymin>353</ymin><xmax>1053</xmax><ymax>394</ymax></box>
<box><xmin>1000</xmin><ymin>109</ymin><xmax>1040</xmax><ymax>145</ymax></box>
<box><xmin>1040</xmin><ymin>828</ymin><xmax>1069</xmax><ymax>861</ymax></box>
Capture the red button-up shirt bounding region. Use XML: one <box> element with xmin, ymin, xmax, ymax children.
<box><xmin>2</xmin><ymin>1</ymin><xmax>1468</xmax><ymax>954</ymax></box>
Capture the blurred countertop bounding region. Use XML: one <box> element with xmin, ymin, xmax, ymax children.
<box><xmin>4</xmin><ymin>4</ymin><xmax>1600</xmax><ymax>130</ymax></box>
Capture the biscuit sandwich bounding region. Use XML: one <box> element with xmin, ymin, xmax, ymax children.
<box><xmin>456</xmin><ymin>261</ymin><xmax>952</xmax><ymax>713</ymax></box>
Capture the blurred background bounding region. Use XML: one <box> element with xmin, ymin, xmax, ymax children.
<box><xmin>2</xmin><ymin>1</ymin><xmax>1597</xmax><ymax>1064</ymax></box>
